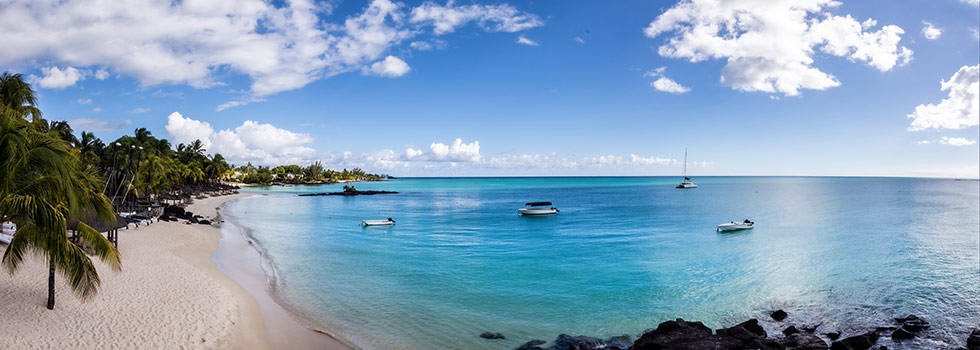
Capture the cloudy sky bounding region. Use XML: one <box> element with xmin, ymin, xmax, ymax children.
<box><xmin>2</xmin><ymin>0</ymin><xmax>978</xmax><ymax>177</ymax></box>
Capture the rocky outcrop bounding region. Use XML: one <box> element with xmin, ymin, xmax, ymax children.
<box><xmin>830</xmin><ymin>332</ymin><xmax>878</xmax><ymax>350</ymax></box>
<box><xmin>479</xmin><ymin>332</ymin><xmax>505</xmax><ymax>340</ymax></box>
<box><xmin>771</xmin><ymin>310</ymin><xmax>788</xmax><ymax>321</ymax></box>
<box><xmin>967</xmin><ymin>328</ymin><xmax>980</xmax><ymax>350</ymax></box>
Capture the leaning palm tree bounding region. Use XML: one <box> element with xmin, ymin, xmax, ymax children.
<box><xmin>0</xmin><ymin>109</ymin><xmax>121</xmax><ymax>310</ymax></box>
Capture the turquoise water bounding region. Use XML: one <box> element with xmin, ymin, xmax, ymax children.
<box><xmin>225</xmin><ymin>177</ymin><xmax>980</xmax><ymax>349</ymax></box>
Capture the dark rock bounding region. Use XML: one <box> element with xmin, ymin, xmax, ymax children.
<box><xmin>894</xmin><ymin>314</ymin><xmax>920</xmax><ymax>323</ymax></box>
<box><xmin>900</xmin><ymin>319</ymin><xmax>929</xmax><ymax>333</ymax></box>
<box><xmin>632</xmin><ymin>318</ymin><xmax>713</xmax><ymax>350</ymax></box>
<box><xmin>781</xmin><ymin>333</ymin><xmax>829</xmax><ymax>350</ymax></box>
<box><xmin>605</xmin><ymin>334</ymin><xmax>631</xmax><ymax>350</ymax></box>
<box><xmin>784</xmin><ymin>325</ymin><xmax>801</xmax><ymax>336</ymax></box>
<box><xmin>874</xmin><ymin>326</ymin><xmax>897</xmax><ymax>333</ymax></box>
<box><xmin>830</xmin><ymin>332</ymin><xmax>879</xmax><ymax>350</ymax></box>
<box><xmin>198</xmin><ymin>219</ymin><xmax>212</xmax><ymax>225</ymax></box>
<box><xmin>826</xmin><ymin>332</ymin><xmax>841</xmax><ymax>340</ymax></box>
<box><xmin>890</xmin><ymin>328</ymin><xmax>915</xmax><ymax>340</ymax></box>
<box><xmin>717</xmin><ymin>319</ymin><xmax>767</xmax><ymax>340</ymax></box>
<box><xmin>553</xmin><ymin>334</ymin><xmax>604</xmax><ymax>350</ymax></box>
<box><xmin>479</xmin><ymin>332</ymin><xmax>505</xmax><ymax>340</ymax></box>
<box><xmin>514</xmin><ymin>340</ymin><xmax>546</xmax><ymax>350</ymax></box>
<box><xmin>967</xmin><ymin>328</ymin><xmax>980</xmax><ymax>350</ymax></box>
<box><xmin>801</xmin><ymin>324</ymin><xmax>820</xmax><ymax>333</ymax></box>
<box><xmin>189</xmin><ymin>216</ymin><xmax>199</xmax><ymax>224</ymax></box>
<box><xmin>771</xmin><ymin>309</ymin><xmax>788</xmax><ymax>321</ymax></box>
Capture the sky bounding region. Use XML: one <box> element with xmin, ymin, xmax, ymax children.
<box><xmin>1</xmin><ymin>0</ymin><xmax>978</xmax><ymax>178</ymax></box>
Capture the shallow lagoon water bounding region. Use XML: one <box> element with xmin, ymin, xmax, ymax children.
<box><xmin>226</xmin><ymin>177</ymin><xmax>980</xmax><ymax>349</ymax></box>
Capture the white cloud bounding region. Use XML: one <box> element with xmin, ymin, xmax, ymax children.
<box><xmin>77</xmin><ymin>98</ymin><xmax>93</xmax><ymax>105</ymax></box>
<box><xmin>907</xmin><ymin>65</ymin><xmax>979</xmax><ymax>131</ymax></box>
<box><xmin>651</xmin><ymin>77</ymin><xmax>691</xmax><ymax>94</ymax></box>
<box><xmin>574</xmin><ymin>36</ymin><xmax>585</xmax><ymax>44</ymax></box>
<box><xmin>1</xmin><ymin>0</ymin><xmax>541</xmax><ymax>109</ymax></box>
<box><xmin>921</xmin><ymin>21</ymin><xmax>942</xmax><ymax>40</ymax></box>
<box><xmin>129</xmin><ymin>107</ymin><xmax>150</xmax><ymax>114</ymax></box>
<box><xmin>35</xmin><ymin>66</ymin><xmax>85</xmax><ymax>89</ymax></box>
<box><xmin>917</xmin><ymin>140</ymin><xmax>931</xmax><ymax>145</ymax></box>
<box><xmin>364</xmin><ymin>56</ymin><xmax>411</xmax><ymax>77</ymax></box>
<box><xmin>972</xmin><ymin>28</ymin><xmax>980</xmax><ymax>41</ymax></box>
<box><xmin>69</xmin><ymin>118</ymin><xmax>131</xmax><ymax>132</ymax></box>
<box><xmin>645</xmin><ymin>0</ymin><xmax>912</xmax><ymax>96</ymax></box>
<box><xmin>165</xmin><ymin>112</ymin><xmax>317</xmax><ymax>165</ymax></box>
<box><xmin>409</xmin><ymin>40</ymin><xmax>446</xmax><ymax>51</ymax></box>
<box><xmin>939</xmin><ymin>136</ymin><xmax>977</xmax><ymax>146</ymax></box>
<box><xmin>963</xmin><ymin>0</ymin><xmax>979</xmax><ymax>6</ymax></box>
<box><xmin>94</xmin><ymin>69</ymin><xmax>110</xmax><ymax>80</ymax></box>
<box><xmin>404</xmin><ymin>148</ymin><xmax>425</xmax><ymax>159</ymax></box>
<box><xmin>516</xmin><ymin>35</ymin><xmax>539</xmax><ymax>46</ymax></box>
<box><xmin>429</xmin><ymin>138</ymin><xmax>483</xmax><ymax>162</ymax></box>
<box><xmin>410</xmin><ymin>1</ymin><xmax>543</xmax><ymax>35</ymax></box>
<box><xmin>91</xmin><ymin>107</ymin><xmax>102</xmax><ymax>113</ymax></box>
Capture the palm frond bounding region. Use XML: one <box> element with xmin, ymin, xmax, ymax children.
<box><xmin>1</xmin><ymin>222</ymin><xmax>42</xmax><ymax>274</ymax></box>
<box><xmin>74</xmin><ymin>222</ymin><xmax>121</xmax><ymax>271</ymax></box>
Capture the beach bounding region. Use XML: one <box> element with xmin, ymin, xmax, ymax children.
<box><xmin>0</xmin><ymin>193</ymin><xmax>349</xmax><ymax>350</ymax></box>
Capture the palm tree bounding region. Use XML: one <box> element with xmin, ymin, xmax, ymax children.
<box><xmin>0</xmin><ymin>98</ymin><xmax>120</xmax><ymax>310</ymax></box>
<box><xmin>75</xmin><ymin>131</ymin><xmax>103</xmax><ymax>169</ymax></box>
<box><xmin>0</xmin><ymin>72</ymin><xmax>43</xmax><ymax>124</ymax></box>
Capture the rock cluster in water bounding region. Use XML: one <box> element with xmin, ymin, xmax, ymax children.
<box><xmin>159</xmin><ymin>205</ymin><xmax>214</xmax><ymax>225</ymax></box>
<box><xmin>482</xmin><ymin>310</ymin><xmax>980</xmax><ymax>350</ymax></box>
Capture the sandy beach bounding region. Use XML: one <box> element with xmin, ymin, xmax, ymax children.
<box><xmin>0</xmin><ymin>193</ymin><xmax>350</xmax><ymax>350</ymax></box>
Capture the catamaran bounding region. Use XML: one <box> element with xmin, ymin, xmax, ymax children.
<box><xmin>676</xmin><ymin>147</ymin><xmax>697</xmax><ymax>189</ymax></box>
<box><xmin>518</xmin><ymin>202</ymin><xmax>559</xmax><ymax>216</ymax></box>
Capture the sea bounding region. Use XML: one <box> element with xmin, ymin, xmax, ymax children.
<box><xmin>222</xmin><ymin>177</ymin><xmax>980</xmax><ymax>350</ymax></box>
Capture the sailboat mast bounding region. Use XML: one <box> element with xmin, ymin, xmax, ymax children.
<box><xmin>683</xmin><ymin>147</ymin><xmax>688</xmax><ymax>177</ymax></box>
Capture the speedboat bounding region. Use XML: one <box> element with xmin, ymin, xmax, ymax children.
<box><xmin>518</xmin><ymin>202</ymin><xmax>559</xmax><ymax>216</ymax></box>
<box><xmin>362</xmin><ymin>218</ymin><xmax>395</xmax><ymax>226</ymax></box>
<box><xmin>1</xmin><ymin>221</ymin><xmax>16</xmax><ymax>244</ymax></box>
<box><xmin>717</xmin><ymin>219</ymin><xmax>754</xmax><ymax>232</ymax></box>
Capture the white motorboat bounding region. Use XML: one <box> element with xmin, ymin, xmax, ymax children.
<box><xmin>675</xmin><ymin>148</ymin><xmax>697</xmax><ymax>189</ymax></box>
<box><xmin>717</xmin><ymin>219</ymin><xmax>754</xmax><ymax>232</ymax></box>
<box><xmin>362</xmin><ymin>218</ymin><xmax>396</xmax><ymax>226</ymax></box>
<box><xmin>518</xmin><ymin>202</ymin><xmax>559</xmax><ymax>216</ymax></box>
<box><xmin>1</xmin><ymin>221</ymin><xmax>16</xmax><ymax>244</ymax></box>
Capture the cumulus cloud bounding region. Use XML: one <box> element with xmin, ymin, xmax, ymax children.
<box><xmin>129</xmin><ymin>107</ymin><xmax>151</xmax><ymax>114</ymax></box>
<box><xmin>34</xmin><ymin>66</ymin><xmax>85</xmax><ymax>89</ymax></box>
<box><xmin>907</xmin><ymin>65</ymin><xmax>979</xmax><ymax>131</ymax></box>
<box><xmin>644</xmin><ymin>0</ymin><xmax>912</xmax><ymax>96</ymax></box>
<box><xmin>429</xmin><ymin>138</ymin><xmax>483</xmax><ymax>162</ymax></box>
<box><xmin>921</xmin><ymin>21</ymin><xmax>942</xmax><ymax>40</ymax></box>
<box><xmin>516</xmin><ymin>35</ymin><xmax>539</xmax><ymax>46</ymax></box>
<box><xmin>69</xmin><ymin>118</ymin><xmax>131</xmax><ymax>132</ymax></box>
<box><xmin>91</xmin><ymin>107</ymin><xmax>102</xmax><ymax>113</ymax></box>
<box><xmin>652</xmin><ymin>77</ymin><xmax>690</xmax><ymax>94</ymax></box>
<box><xmin>939</xmin><ymin>136</ymin><xmax>977</xmax><ymax>146</ymax></box>
<box><xmin>574</xmin><ymin>36</ymin><xmax>586</xmax><ymax>44</ymax></box>
<box><xmin>165</xmin><ymin>112</ymin><xmax>317</xmax><ymax>165</ymax></box>
<box><xmin>409</xmin><ymin>40</ymin><xmax>446</xmax><ymax>51</ymax></box>
<box><xmin>364</xmin><ymin>56</ymin><xmax>411</xmax><ymax>77</ymax></box>
<box><xmin>1</xmin><ymin>0</ymin><xmax>541</xmax><ymax>109</ymax></box>
<box><xmin>77</xmin><ymin>98</ymin><xmax>93</xmax><ymax>105</ymax></box>
<box><xmin>963</xmin><ymin>0</ymin><xmax>979</xmax><ymax>6</ymax></box>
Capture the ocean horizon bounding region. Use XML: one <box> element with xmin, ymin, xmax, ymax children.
<box><xmin>223</xmin><ymin>176</ymin><xmax>980</xmax><ymax>349</ymax></box>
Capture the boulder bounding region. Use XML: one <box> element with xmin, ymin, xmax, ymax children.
<box><xmin>514</xmin><ymin>340</ymin><xmax>546</xmax><ymax>350</ymax></box>
<box><xmin>800</xmin><ymin>324</ymin><xmax>820</xmax><ymax>334</ymax></box>
<box><xmin>830</xmin><ymin>332</ymin><xmax>878</xmax><ymax>350</ymax></box>
<box><xmin>967</xmin><ymin>328</ymin><xmax>980</xmax><ymax>350</ymax></box>
<box><xmin>771</xmin><ymin>310</ymin><xmax>788</xmax><ymax>321</ymax></box>
<box><xmin>198</xmin><ymin>219</ymin><xmax>212</xmax><ymax>225</ymax></box>
<box><xmin>781</xmin><ymin>333</ymin><xmax>828</xmax><ymax>350</ymax></box>
<box><xmin>632</xmin><ymin>318</ymin><xmax>713</xmax><ymax>350</ymax></box>
<box><xmin>479</xmin><ymin>332</ymin><xmax>505</xmax><ymax>340</ymax></box>
<box><xmin>605</xmin><ymin>335</ymin><xmax>632</xmax><ymax>350</ymax></box>
<box><xmin>783</xmin><ymin>325</ymin><xmax>801</xmax><ymax>336</ymax></box>
<box><xmin>553</xmin><ymin>334</ymin><xmax>604</xmax><ymax>350</ymax></box>
<box><xmin>826</xmin><ymin>332</ymin><xmax>841</xmax><ymax>341</ymax></box>
<box><xmin>189</xmin><ymin>216</ymin><xmax>199</xmax><ymax>224</ymax></box>
<box><xmin>716</xmin><ymin>319</ymin><xmax>767</xmax><ymax>341</ymax></box>
<box><xmin>890</xmin><ymin>328</ymin><xmax>914</xmax><ymax>340</ymax></box>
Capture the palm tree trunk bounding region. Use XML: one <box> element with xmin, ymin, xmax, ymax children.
<box><xmin>46</xmin><ymin>254</ymin><xmax>55</xmax><ymax>310</ymax></box>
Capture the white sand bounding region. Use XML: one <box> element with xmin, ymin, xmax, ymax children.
<box><xmin>0</xmin><ymin>193</ymin><xmax>350</xmax><ymax>350</ymax></box>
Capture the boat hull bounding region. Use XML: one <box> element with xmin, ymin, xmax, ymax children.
<box><xmin>518</xmin><ymin>208</ymin><xmax>558</xmax><ymax>215</ymax></box>
<box><xmin>716</xmin><ymin>224</ymin><xmax>753</xmax><ymax>232</ymax></box>
<box><xmin>676</xmin><ymin>183</ymin><xmax>698</xmax><ymax>188</ymax></box>
<box><xmin>362</xmin><ymin>220</ymin><xmax>395</xmax><ymax>226</ymax></box>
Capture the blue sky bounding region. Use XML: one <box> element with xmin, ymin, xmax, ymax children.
<box><xmin>2</xmin><ymin>0</ymin><xmax>978</xmax><ymax>177</ymax></box>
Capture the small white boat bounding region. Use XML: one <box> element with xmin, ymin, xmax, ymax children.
<box><xmin>717</xmin><ymin>219</ymin><xmax>754</xmax><ymax>232</ymax></box>
<box><xmin>362</xmin><ymin>218</ymin><xmax>396</xmax><ymax>226</ymax></box>
<box><xmin>1</xmin><ymin>221</ymin><xmax>16</xmax><ymax>244</ymax></box>
<box><xmin>518</xmin><ymin>202</ymin><xmax>559</xmax><ymax>216</ymax></box>
<box><xmin>675</xmin><ymin>148</ymin><xmax>697</xmax><ymax>189</ymax></box>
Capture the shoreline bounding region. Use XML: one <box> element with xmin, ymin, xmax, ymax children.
<box><xmin>210</xmin><ymin>194</ymin><xmax>353</xmax><ymax>349</ymax></box>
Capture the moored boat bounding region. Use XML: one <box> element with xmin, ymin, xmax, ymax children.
<box><xmin>519</xmin><ymin>202</ymin><xmax>559</xmax><ymax>215</ymax></box>
<box><xmin>717</xmin><ymin>219</ymin><xmax>754</xmax><ymax>232</ymax></box>
<box><xmin>676</xmin><ymin>147</ymin><xmax>697</xmax><ymax>189</ymax></box>
<box><xmin>1</xmin><ymin>221</ymin><xmax>15</xmax><ymax>244</ymax></box>
<box><xmin>362</xmin><ymin>218</ymin><xmax>396</xmax><ymax>226</ymax></box>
